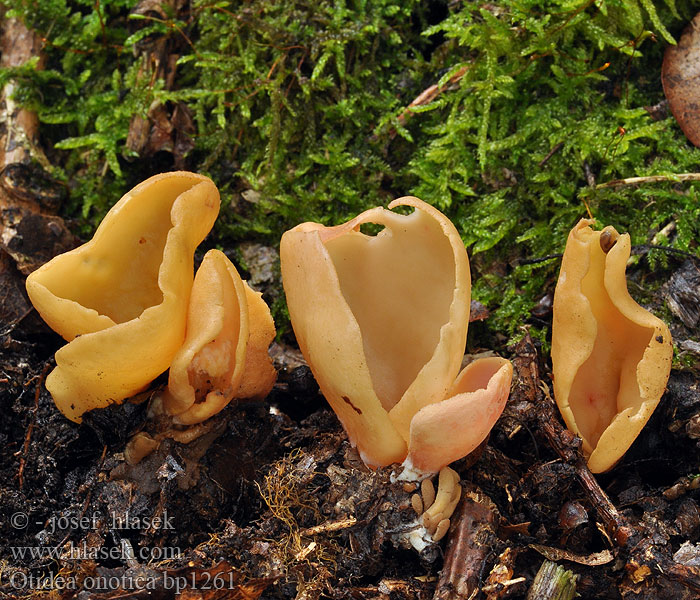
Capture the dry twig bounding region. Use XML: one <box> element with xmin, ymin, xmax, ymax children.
<box><xmin>597</xmin><ymin>172</ymin><xmax>700</xmax><ymax>189</ymax></box>
<box><xmin>511</xmin><ymin>334</ymin><xmax>633</xmax><ymax>546</ymax></box>
<box><xmin>383</xmin><ymin>66</ymin><xmax>468</xmax><ymax>140</ymax></box>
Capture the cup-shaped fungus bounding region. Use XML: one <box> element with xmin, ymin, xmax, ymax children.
<box><xmin>552</xmin><ymin>219</ymin><xmax>673</xmax><ymax>473</ymax></box>
<box><xmin>280</xmin><ymin>197</ymin><xmax>512</xmax><ymax>476</ymax></box>
<box><xmin>161</xmin><ymin>249</ymin><xmax>276</xmax><ymax>425</ymax></box>
<box><xmin>25</xmin><ymin>172</ymin><xmax>220</xmax><ymax>422</ymax></box>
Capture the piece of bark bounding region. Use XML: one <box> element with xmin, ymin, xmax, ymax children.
<box><xmin>433</xmin><ymin>485</ymin><xmax>500</xmax><ymax>600</ymax></box>
<box><xmin>0</xmin><ymin>16</ymin><xmax>75</xmax><ymax>276</ymax></box>
<box><xmin>526</xmin><ymin>560</ymin><xmax>577</xmax><ymax>600</ymax></box>
<box><xmin>663</xmin><ymin>260</ymin><xmax>700</xmax><ymax>330</ymax></box>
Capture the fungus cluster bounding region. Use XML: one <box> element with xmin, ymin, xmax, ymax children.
<box><xmin>25</xmin><ymin>172</ymin><xmax>276</xmax><ymax>426</ymax></box>
<box><xmin>405</xmin><ymin>466</ymin><xmax>462</xmax><ymax>550</ymax></box>
<box><xmin>25</xmin><ymin>172</ymin><xmax>675</xmax><ymax>547</ymax></box>
<box><xmin>161</xmin><ymin>249</ymin><xmax>276</xmax><ymax>425</ymax></box>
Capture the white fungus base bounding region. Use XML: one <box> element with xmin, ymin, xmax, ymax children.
<box><xmin>390</xmin><ymin>457</ymin><xmax>434</xmax><ymax>483</ymax></box>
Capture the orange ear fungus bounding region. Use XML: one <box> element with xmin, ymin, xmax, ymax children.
<box><xmin>552</xmin><ymin>219</ymin><xmax>673</xmax><ymax>473</ymax></box>
<box><xmin>281</xmin><ymin>197</ymin><xmax>512</xmax><ymax>474</ymax></box>
<box><xmin>25</xmin><ymin>172</ymin><xmax>220</xmax><ymax>422</ymax></box>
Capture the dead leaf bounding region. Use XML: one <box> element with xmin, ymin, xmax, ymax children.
<box><xmin>662</xmin><ymin>12</ymin><xmax>700</xmax><ymax>146</ymax></box>
<box><xmin>529</xmin><ymin>543</ymin><xmax>614</xmax><ymax>566</ymax></box>
<box><xmin>126</xmin><ymin>113</ymin><xmax>151</xmax><ymax>157</ymax></box>
<box><xmin>125</xmin><ymin>101</ymin><xmax>194</xmax><ymax>168</ymax></box>
<box><xmin>500</xmin><ymin>521</ymin><xmax>531</xmax><ymax>536</ymax></box>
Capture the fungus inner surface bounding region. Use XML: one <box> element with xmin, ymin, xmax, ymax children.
<box><xmin>450</xmin><ymin>358</ymin><xmax>503</xmax><ymax>395</ymax></box>
<box><xmin>35</xmin><ymin>178</ymin><xmax>200</xmax><ymax>324</ymax></box>
<box><xmin>567</xmin><ymin>240</ymin><xmax>654</xmax><ymax>449</ymax></box>
<box><xmin>324</xmin><ymin>206</ymin><xmax>455</xmax><ymax>412</ymax></box>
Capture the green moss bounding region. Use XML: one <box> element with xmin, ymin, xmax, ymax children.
<box><xmin>2</xmin><ymin>0</ymin><xmax>697</xmax><ymax>340</ymax></box>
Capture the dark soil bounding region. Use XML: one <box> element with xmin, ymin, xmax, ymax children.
<box><xmin>1</xmin><ymin>256</ymin><xmax>700</xmax><ymax>600</ymax></box>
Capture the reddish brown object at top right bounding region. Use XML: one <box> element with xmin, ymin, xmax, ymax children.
<box><xmin>662</xmin><ymin>12</ymin><xmax>700</xmax><ymax>146</ymax></box>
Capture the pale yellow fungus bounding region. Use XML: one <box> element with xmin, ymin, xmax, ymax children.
<box><xmin>422</xmin><ymin>466</ymin><xmax>461</xmax><ymax>531</ymax></box>
<box><xmin>405</xmin><ymin>466</ymin><xmax>462</xmax><ymax>549</ymax></box>
<box><xmin>421</xmin><ymin>478</ymin><xmax>436</xmax><ymax>512</ymax></box>
<box><xmin>124</xmin><ymin>432</ymin><xmax>159</xmax><ymax>465</ymax></box>
<box><xmin>432</xmin><ymin>518</ymin><xmax>451</xmax><ymax>543</ymax></box>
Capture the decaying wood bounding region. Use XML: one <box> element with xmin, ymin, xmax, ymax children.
<box><xmin>433</xmin><ymin>485</ymin><xmax>500</xmax><ymax>600</ymax></box>
<box><xmin>0</xmin><ymin>16</ymin><xmax>75</xmax><ymax>279</ymax></box>
<box><xmin>483</xmin><ymin>547</ymin><xmax>525</xmax><ymax>600</ymax></box>
<box><xmin>663</xmin><ymin>259</ymin><xmax>700</xmax><ymax>329</ymax></box>
<box><xmin>0</xmin><ymin>16</ymin><xmax>46</xmax><ymax>167</ymax></box>
<box><xmin>526</xmin><ymin>560</ymin><xmax>577</xmax><ymax>600</ymax></box>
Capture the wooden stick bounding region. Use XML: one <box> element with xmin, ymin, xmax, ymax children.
<box><xmin>597</xmin><ymin>173</ymin><xmax>700</xmax><ymax>189</ymax></box>
<box><xmin>396</xmin><ymin>66</ymin><xmax>468</xmax><ymax>127</ymax></box>
<box><xmin>513</xmin><ymin>332</ymin><xmax>700</xmax><ymax>594</ymax></box>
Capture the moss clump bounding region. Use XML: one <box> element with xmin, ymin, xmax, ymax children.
<box><xmin>2</xmin><ymin>0</ymin><xmax>698</xmax><ymax>341</ymax></box>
